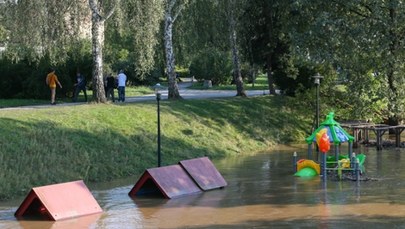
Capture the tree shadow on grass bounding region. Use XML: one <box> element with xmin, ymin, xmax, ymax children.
<box><xmin>161</xmin><ymin>96</ymin><xmax>310</xmax><ymax>145</ymax></box>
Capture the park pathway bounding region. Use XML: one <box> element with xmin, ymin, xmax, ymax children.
<box><xmin>0</xmin><ymin>79</ymin><xmax>271</xmax><ymax>110</ymax></box>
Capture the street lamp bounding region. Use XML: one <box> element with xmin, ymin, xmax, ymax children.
<box><xmin>312</xmin><ymin>73</ymin><xmax>323</xmax><ymax>129</ymax></box>
<box><xmin>154</xmin><ymin>83</ymin><xmax>163</xmax><ymax>167</ymax></box>
<box><xmin>312</xmin><ymin>73</ymin><xmax>323</xmax><ymax>161</ymax></box>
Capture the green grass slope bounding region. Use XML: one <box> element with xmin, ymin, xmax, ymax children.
<box><xmin>0</xmin><ymin>95</ymin><xmax>311</xmax><ymax>200</ymax></box>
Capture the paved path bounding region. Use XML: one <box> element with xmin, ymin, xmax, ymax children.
<box><xmin>0</xmin><ymin>81</ymin><xmax>271</xmax><ymax>110</ymax></box>
<box><xmin>126</xmin><ymin>80</ymin><xmax>270</xmax><ymax>102</ymax></box>
<box><xmin>126</xmin><ymin>88</ymin><xmax>270</xmax><ymax>103</ymax></box>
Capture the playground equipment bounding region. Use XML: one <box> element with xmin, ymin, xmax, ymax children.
<box><xmin>294</xmin><ymin>112</ymin><xmax>366</xmax><ymax>181</ymax></box>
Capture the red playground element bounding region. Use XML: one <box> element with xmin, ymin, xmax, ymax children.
<box><xmin>15</xmin><ymin>180</ymin><xmax>102</xmax><ymax>221</ymax></box>
<box><xmin>129</xmin><ymin>157</ymin><xmax>227</xmax><ymax>199</ymax></box>
<box><xmin>179</xmin><ymin>157</ymin><xmax>227</xmax><ymax>191</ymax></box>
<box><xmin>318</xmin><ymin>132</ymin><xmax>331</xmax><ymax>153</ymax></box>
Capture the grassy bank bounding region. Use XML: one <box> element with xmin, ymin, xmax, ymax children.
<box><xmin>0</xmin><ymin>95</ymin><xmax>311</xmax><ymax>200</ymax></box>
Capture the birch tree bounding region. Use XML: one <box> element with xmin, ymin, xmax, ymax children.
<box><xmin>164</xmin><ymin>0</ymin><xmax>188</xmax><ymax>99</ymax></box>
<box><xmin>88</xmin><ymin>0</ymin><xmax>116</xmax><ymax>103</ymax></box>
<box><xmin>227</xmin><ymin>0</ymin><xmax>246</xmax><ymax>97</ymax></box>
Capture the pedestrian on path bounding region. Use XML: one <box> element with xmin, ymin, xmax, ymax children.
<box><xmin>45</xmin><ymin>68</ymin><xmax>62</xmax><ymax>105</ymax></box>
<box><xmin>106</xmin><ymin>74</ymin><xmax>116</xmax><ymax>102</ymax></box>
<box><xmin>72</xmin><ymin>71</ymin><xmax>87</xmax><ymax>102</ymax></box>
<box><xmin>117</xmin><ymin>70</ymin><xmax>127</xmax><ymax>102</ymax></box>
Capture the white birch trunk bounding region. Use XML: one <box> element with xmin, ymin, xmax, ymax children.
<box><xmin>164</xmin><ymin>0</ymin><xmax>181</xmax><ymax>99</ymax></box>
<box><xmin>89</xmin><ymin>0</ymin><xmax>115</xmax><ymax>103</ymax></box>
<box><xmin>91</xmin><ymin>13</ymin><xmax>107</xmax><ymax>102</ymax></box>
<box><xmin>229</xmin><ymin>0</ymin><xmax>246</xmax><ymax>97</ymax></box>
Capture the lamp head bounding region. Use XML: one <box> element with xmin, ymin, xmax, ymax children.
<box><xmin>154</xmin><ymin>83</ymin><xmax>162</xmax><ymax>100</ymax></box>
<box><xmin>154</xmin><ymin>83</ymin><xmax>161</xmax><ymax>95</ymax></box>
<box><xmin>312</xmin><ymin>73</ymin><xmax>323</xmax><ymax>85</ymax></box>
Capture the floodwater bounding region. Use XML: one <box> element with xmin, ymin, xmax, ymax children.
<box><xmin>1</xmin><ymin>145</ymin><xmax>405</xmax><ymax>228</ymax></box>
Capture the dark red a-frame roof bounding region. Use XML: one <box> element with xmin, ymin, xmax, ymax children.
<box><xmin>179</xmin><ymin>157</ymin><xmax>227</xmax><ymax>191</ymax></box>
<box><xmin>129</xmin><ymin>164</ymin><xmax>202</xmax><ymax>199</ymax></box>
<box><xmin>129</xmin><ymin>157</ymin><xmax>227</xmax><ymax>199</ymax></box>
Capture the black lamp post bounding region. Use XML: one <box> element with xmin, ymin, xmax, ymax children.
<box><xmin>154</xmin><ymin>83</ymin><xmax>162</xmax><ymax>167</ymax></box>
<box><xmin>312</xmin><ymin>73</ymin><xmax>323</xmax><ymax>161</ymax></box>
<box><xmin>312</xmin><ymin>73</ymin><xmax>323</xmax><ymax>129</ymax></box>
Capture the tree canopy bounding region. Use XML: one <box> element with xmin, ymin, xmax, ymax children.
<box><xmin>1</xmin><ymin>0</ymin><xmax>405</xmax><ymax>123</ymax></box>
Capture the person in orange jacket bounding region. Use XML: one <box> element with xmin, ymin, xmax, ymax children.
<box><xmin>45</xmin><ymin>68</ymin><xmax>62</xmax><ymax>105</ymax></box>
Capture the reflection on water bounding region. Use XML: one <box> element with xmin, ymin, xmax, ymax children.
<box><xmin>2</xmin><ymin>145</ymin><xmax>405</xmax><ymax>228</ymax></box>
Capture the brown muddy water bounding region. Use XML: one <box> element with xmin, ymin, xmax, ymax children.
<box><xmin>1</xmin><ymin>145</ymin><xmax>405</xmax><ymax>228</ymax></box>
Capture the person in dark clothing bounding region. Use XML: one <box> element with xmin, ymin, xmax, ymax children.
<box><xmin>73</xmin><ymin>72</ymin><xmax>87</xmax><ymax>102</ymax></box>
<box><xmin>106</xmin><ymin>74</ymin><xmax>116</xmax><ymax>102</ymax></box>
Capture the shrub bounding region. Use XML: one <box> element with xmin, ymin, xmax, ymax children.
<box><xmin>0</xmin><ymin>49</ymin><xmax>92</xmax><ymax>99</ymax></box>
<box><xmin>175</xmin><ymin>66</ymin><xmax>189</xmax><ymax>78</ymax></box>
<box><xmin>273</xmin><ymin>64</ymin><xmax>316</xmax><ymax>96</ymax></box>
<box><xmin>240</xmin><ymin>63</ymin><xmax>260</xmax><ymax>83</ymax></box>
<box><xmin>189</xmin><ymin>48</ymin><xmax>232</xmax><ymax>85</ymax></box>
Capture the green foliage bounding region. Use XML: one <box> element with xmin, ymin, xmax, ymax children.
<box><xmin>341</xmin><ymin>70</ymin><xmax>387</xmax><ymax>122</ymax></box>
<box><xmin>0</xmin><ymin>25</ymin><xmax>7</xmax><ymax>45</ymax></box>
<box><xmin>290</xmin><ymin>1</ymin><xmax>405</xmax><ymax>123</ymax></box>
<box><xmin>273</xmin><ymin>63</ymin><xmax>315</xmax><ymax>96</ymax></box>
<box><xmin>174</xmin><ymin>0</ymin><xmax>230</xmax><ymax>65</ymax></box>
<box><xmin>3</xmin><ymin>0</ymin><xmax>405</xmax><ymax>123</ymax></box>
<box><xmin>0</xmin><ymin>41</ymin><xmax>93</xmax><ymax>99</ymax></box>
<box><xmin>189</xmin><ymin>48</ymin><xmax>232</xmax><ymax>85</ymax></box>
<box><xmin>107</xmin><ymin>0</ymin><xmax>163</xmax><ymax>78</ymax></box>
<box><xmin>3</xmin><ymin>0</ymin><xmax>88</xmax><ymax>63</ymax></box>
<box><xmin>175</xmin><ymin>66</ymin><xmax>189</xmax><ymax>78</ymax></box>
<box><xmin>240</xmin><ymin>62</ymin><xmax>260</xmax><ymax>83</ymax></box>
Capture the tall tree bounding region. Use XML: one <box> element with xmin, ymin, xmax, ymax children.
<box><xmin>164</xmin><ymin>0</ymin><xmax>188</xmax><ymax>99</ymax></box>
<box><xmin>240</xmin><ymin>1</ymin><xmax>294</xmax><ymax>95</ymax></box>
<box><xmin>227</xmin><ymin>0</ymin><xmax>246</xmax><ymax>97</ymax></box>
<box><xmin>88</xmin><ymin>0</ymin><xmax>116</xmax><ymax>103</ymax></box>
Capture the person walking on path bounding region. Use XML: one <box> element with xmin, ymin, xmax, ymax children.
<box><xmin>117</xmin><ymin>70</ymin><xmax>127</xmax><ymax>102</ymax></box>
<box><xmin>73</xmin><ymin>71</ymin><xmax>87</xmax><ymax>102</ymax></box>
<box><xmin>106</xmin><ymin>74</ymin><xmax>116</xmax><ymax>102</ymax></box>
<box><xmin>45</xmin><ymin>68</ymin><xmax>62</xmax><ymax>105</ymax></box>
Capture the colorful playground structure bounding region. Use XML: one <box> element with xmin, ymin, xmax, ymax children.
<box><xmin>293</xmin><ymin>112</ymin><xmax>366</xmax><ymax>181</ymax></box>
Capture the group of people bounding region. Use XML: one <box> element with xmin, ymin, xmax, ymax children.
<box><xmin>104</xmin><ymin>70</ymin><xmax>127</xmax><ymax>102</ymax></box>
<box><xmin>45</xmin><ymin>68</ymin><xmax>127</xmax><ymax>105</ymax></box>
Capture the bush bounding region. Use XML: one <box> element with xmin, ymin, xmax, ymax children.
<box><xmin>0</xmin><ymin>59</ymin><xmax>26</xmax><ymax>99</ymax></box>
<box><xmin>273</xmin><ymin>64</ymin><xmax>316</xmax><ymax>96</ymax></box>
<box><xmin>175</xmin><ymin>66</ymin><xmax>189</xmax><ymax>78</ymax></box>
<box><xmin>240</xmin><ymin>63</ymin><xmax>260</xmax><ymax>83</ymax></box>
<box><xmin>0</xmin><ymin>49</ymin><xmax>93</xmax><ymax>99</ymax></box>
<box><xmin>189</xmin><ymin>48</ymin><xmax>232</xmax><ymax>85</ymax></box>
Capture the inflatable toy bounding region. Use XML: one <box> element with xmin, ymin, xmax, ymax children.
<box><xmin>294</xmin><ymin>167</ymin><xmax>317</xmax><ymax>177</ymax></box>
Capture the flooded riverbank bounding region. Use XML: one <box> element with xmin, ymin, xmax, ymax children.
<box><xmin>1</xmin><ymin>145</ymin><xmax>405</xmax><ymax>228</ymax></box>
